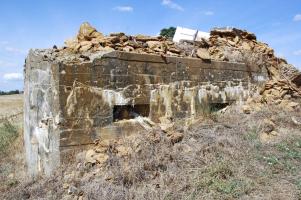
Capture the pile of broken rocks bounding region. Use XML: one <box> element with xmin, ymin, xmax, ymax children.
<box><xmin>64</xmin><ymin>22</ymin><xmax>185</xmax><ymax>57</ymax></box>
<box><xmin>83</xmin><ymin>125</ymin><xmax>184</xmax><ymax>167</ymax></box>
<box><xmin>207</xmin><ymin>28</ymin><xmax>301</xmax><ymax>112</ymax></box>
<box><xmin>62</xmin><ymin>22</ymin><xmax>301</xmax><ymax>111</ymax></box>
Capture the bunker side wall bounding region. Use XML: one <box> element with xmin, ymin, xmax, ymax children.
<box><xmin>24</xmin><ymin>50</ymin><xmax>61</xmax><ymax>178</ymax></box>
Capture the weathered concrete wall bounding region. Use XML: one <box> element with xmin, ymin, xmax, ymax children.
<box><xmin>24</xmin><ymin>50</ymin><xmax>61</xmax><ymax>177</ymax></box>
<box><xmin>24</xmin><ymin>50</ymin><xmax>268</xmax><ymax>177</ymax></box>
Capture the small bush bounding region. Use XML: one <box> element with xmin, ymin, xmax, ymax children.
<box><xmin>0</xmin><ymin>119</ymin><xmax>19</xmax><ymax>153</ymax></box>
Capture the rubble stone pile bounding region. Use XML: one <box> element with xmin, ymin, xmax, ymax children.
<box><xmin>207</xmin><ymin>28</ymin><xmax>301</xmax><ymax>103</ymax></box>
<box><xmin>64</xmin><ymin>22</ymin><xmax>186</xmax><ymax>57</ymax></box>
<box><xmin>84</xmin><ymin>128</ymin><xmax>184</xmax><ymax>168</ymax></box>
<box><xmin>62</xmin><ymin>22</ymin><xmax>301</xmax><ymax>104</ymax></box>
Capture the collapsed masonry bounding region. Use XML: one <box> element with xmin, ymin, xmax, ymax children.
<box><xmin>24</xmin><ymin>22</ymin><xmax>301</xmax><ymax>177</ymax></box>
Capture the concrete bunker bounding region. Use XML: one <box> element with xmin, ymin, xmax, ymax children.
<box><xmin>24</xmin><ymin>50</ymin><xmax>268</xmax><ymax>177</ymax></box>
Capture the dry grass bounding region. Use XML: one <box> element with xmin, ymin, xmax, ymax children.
<box><xmin>2</xmin><ymin>103</ymin><xmax>301</xmax><ymax>200</ymax></box>
<box><xmin>0</xmin><ymin>94</ymin><xmax>23</xmax><ymax>117</ymax></box>
<box><xmin>0</xmin><ymin>119</ymin><xmax>25</xmax><ymax>196</ymax></box>
<box><xmin>0</xmin><ymin>94</ymin><xmax>26</xmax><ymax>197</ymax></box>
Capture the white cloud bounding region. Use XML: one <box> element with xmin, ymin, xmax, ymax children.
<box><xmin>275</xmin><ymin>52</ymin><xmax>285</xmax><ymax>58</ymax></box>
<box><xmin>0</xmin><ymin>41</ymin><xmax>8</xmax><ymax>45</ymax></box>
<box><xmin>293</xmin><ymin>14</ymin><xmax>301</xmax><ymax>21</ymax></box>
<box><xmin>4</xmin><ymin>47</ymin><xmax>27</xmax><ymax>55</ymax></box>
<box><xmin>293</xmin><ymin>50</ymin><xmax>301</xmax><ymax>56</ymax></box>
<box><xmin>162</xmin><ymin>0</ymin><xmax>183</xmax><ymax>11</ymax></box>
<box><xmin>203</xmin><ymin>11</ymin><xmax>214</xmax><ymax>16</ymax></box>
<box><xmin>113</xmin><ymin>6</ymin><xmax>133</xmax><ymax>12</ymax></box>
<box><xmin>0</xmin><ymin>60</ymin><xmax>18</xmax><ymax>67</ymax></box>
<box><xmin>3</xmin><ymin>73</ymin><xmax>23</xmax><ymax>81</ymax></box>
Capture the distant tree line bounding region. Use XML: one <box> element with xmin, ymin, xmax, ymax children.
<box><xmin>0</xmin><ymin>90</ymin><xmax>23</xmax><ymax>95</ymax></box>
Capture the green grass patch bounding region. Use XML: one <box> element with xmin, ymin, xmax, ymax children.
<box><xmin>244</xmin><ymin>127</ymin><xmax>262</xmax><ymax>150</ymax></box>
<box><xmin>259</xmin><ymin>138</ymin><xmax>301</xmax><ymax>174</ymax></box>
<box><xmin>296</xmin><ymin>179</ymin><xmax>301</xmax><ymax>190</ymax></box>
<box><xmin>190</xmin><ymin>162</ymin><xmax>253</xmax><ymax>199</ymax></box>
<box><xmin>0</xmin><ymin>119</ymin><xmax>19</xmax><ymax>153</ymax></box>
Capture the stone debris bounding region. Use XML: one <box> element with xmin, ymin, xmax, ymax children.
<box><xmin>205</xmin><ymin>28</ymin><xmax>301</xmax><ymax>113</ymax></box>
<box><xmin>85</xmin><ymin>149</ymin><xmax>108</xmax><ymax>166</ymax></box>
<box><xmin>207</xmin><ymin>28</ymin><xmax>301</xmax><ymax>104</ymax></box>
<box><xmin>259</xmin><ymin>118</ymin><xmax>279</xmax><ymax>143</ymax></box>
<box><xmin>260</xmin><ymin>79</ymin><xmax>301</xmax><ymax>102</ymax></box>
<box><xmin>292</xmin><ymin>116</ymin><xmax>301</xmax><ymax>126</ymax></box>
<box><xmin>159</xmin><ymin>117</ymin><xmax>174</xmax><ymax>132</ymax></box>
<box><xmin>262</xmin><ymin>119</ymin><xmax>276</xmax><ymax>133</ymax></box>
<box><xmin>61</xmin><ymin>23</ymin><xmax>301</xmax><ymax>105</ymax></box>
<box><xmin>67</xmin><ymin>185</ymin><xmax>79</xmax><ymax>195</ymax></box>
<box><xmin>196</xmin><ymin>48</ymin><xmax>210</xmax><ymax>60</ymax></box>
<box><xmin>63</xmin><ymin>22</ymin><xmax>187</xmax><ymax>57</ymax></box>
<box><xmin>242</xmin><ymin>105</ymin><xmax>251</xmax><ymax>114</ymax></box>
<box><xmin>166</xmin><ymin>131</ymin><xmax>184</xmax><ymax>144</ymax></box>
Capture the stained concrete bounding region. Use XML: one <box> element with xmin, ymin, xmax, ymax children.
<box><xmin>24</xmin><ymin>50</ymin><xmax>268</xmax><ymax>177</ymax></box>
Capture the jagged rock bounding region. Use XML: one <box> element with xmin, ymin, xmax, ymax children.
<box><xmin>135</xmin><ymin>35</ymin><xmax>159</xmax><ymax>42</ymax></box>
<box><xmin>167</xmin><ymin>131</ymin><xmax>184</xmax><ymax>144</ymax></box>
<box><xmin>146</xmin><ymin>41</ymin><xmax>162</xmax><ymax>49</ymax></box>
<box><xmin>64</xmin><ymin>37</ymin><xmax>78</xmax><ymax>49</ymax></box>
<box><xmin>94</xmin><ymin>153</ymin><xmax>109</xmax><ymax>165</ymax></box>
<box><xmin>159</xmin><ymin>117</ymin><xmax>174</xmax><ymax>132</ymax></box>
<box><xmin>67</xmin><ymin>185</ymin><xmax>78</xmax><ymax>195</ymax></box>
<box><xmin>85</xmin><ymin>149</ymin><xmax>108</xmax><ymax>166</ymax></box>
<box><xmin>242</xmin><ymin>105</ymin><xmax>251</xmax><ymax>114</ymax></box>
<box><xmin>110</xmin><ymin>32</ymin><xmax>125</xmax><ymax>37</ymax></box>
<box><xmin>85</xmin><ymin>149</ymin><xmax>97</xmax><ymax>164</ymax></box>
<box><xmin>241</xmin><ymin>41</ymin><xmax>251</xmax><ymax>50</ymax></box>
<box><xmin>116</xmin><ymin>145</ymin><xmax>132</xmax><ymax>157</ymax></box>
<box><xmin>79</xmin><ymin>41</ymin><xmax>93</xmax><ymax>52</ymax></box>
<box><xmin>292</xmin><ymin>116</ymin><xmax>301</xmax><ymax>126</ymax></box>
<box><xmin>77</xmin><ymin>22</ymin><xmax>103</xmax><ymax>42</ymax></box>
<box><xmin>196</xmin><ymin>48</ymin><xmax>210</xmax><ymax>60</ymax></box>
<box><xmin>279</xmin><ymin>100</ymin><xmax>299</xmax><ymax>111</ymax></box>
<box><xmin>122</xmin><ymin>46</ymin><xmax>134</xmax><ymax>52</ymax></box>
<box><xmin>63</xmin><ymin>183</ymin><xmax>69</xmax><ymax>189</ymax></box>
<box><xmin>168</xmin><ymin>47</ymin><xmax>181</xmax><ymax>54</ymax></box>
<box><xmin>263</xmin><ymin>119</ymin><xmax>276</xmax><ymax>133</ymax></box>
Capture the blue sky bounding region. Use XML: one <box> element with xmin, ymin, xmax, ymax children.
<box><xmin>0</xmin><ymin>0</ymin><xmax>301</xmax><ymax>91</ymax></box>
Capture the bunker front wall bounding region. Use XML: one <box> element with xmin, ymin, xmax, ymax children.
<box><xmin>24</xmin><ymin>50</ymin><xmax>268</xmax><ymax>176</ymax></box>
<box><xmin>57</xmin><ymin>51</ymin><xmax>268</xmax><ymax>147</ymax></box>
